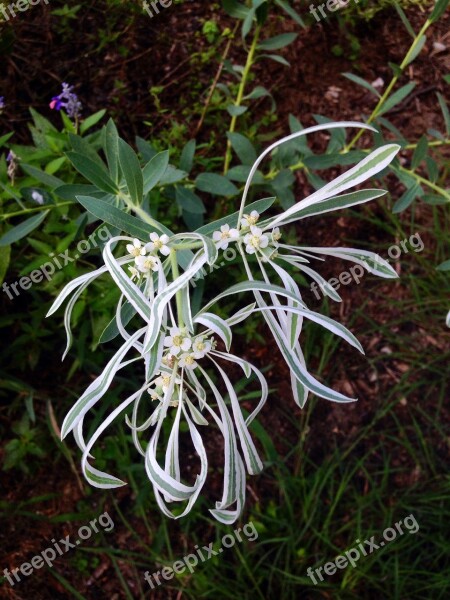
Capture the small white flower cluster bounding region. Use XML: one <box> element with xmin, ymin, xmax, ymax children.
<box><xmin>126</xmin><ymin>232</ymin><xmax>171</xmax><ymax>279</ymax></box>
<box><xmin>212</xmin><ymin>210</ymin><xmax>281</xmax><ymax>255</ymax></box>
<box><xmin>147</xmin><ymin>328</ymin><xmax>215</xmax><ymax>407</ymax></box>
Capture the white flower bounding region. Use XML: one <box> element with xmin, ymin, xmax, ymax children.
<box><xmin>212</xmin><ymin>224</ymin><xmax>239</xmax><ymax>250</ymax></box>
<box><xmin>135</xmin><ymin>255</ymin><xmax>159</xmax><ymax>273</ymax></box>
<box><xmin>126</xmin><ymin>238</ymin><xmax>146</xmax><ymax>257</ymax></box>
<box><xmin>271</xmin><ymin>227</ymin><xmax>282</xmax><ymax>244</ymax></box>
<box><xmin>163</xmin><ymin>327</ymin><xmax>191</xmax><ymax>356</ymax></box>
<box><xmin>146</xmin><ymin>232</ymin><xmax>171</xmax><ymax>256</ymax></box>
<box><xmin>241</xmin><ymin>210</ymin><xmax>260</xmax><ymax>228</ymax></box>
<box><xmin>179</xmin><ymin>353</ymin><xmax>198</xmax><ymax>370</ymax></box>
<box><xmin>154</xmin><ymin>372</ymin><xmax>181</xmax><ymax>393</ymax></box>
<box><xmin>243</xmin><ymin>226</ymin><xmax>269</xmax><ymax>255</ymax></box>
<box><xmin>31</xmin><ymin>191</ymin><xmax>44</xmax><ymax>205</ymax></box>
<box><xmin>192</xmin><ymin>337</ymin><xmax>212</xmax><ymax>359</ymax></box>
<box><xmin>128</xmin><ymin>265</ymin><xmax>139</xmax><ymax>280</ymax></box>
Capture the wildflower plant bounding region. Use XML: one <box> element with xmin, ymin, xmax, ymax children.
<box><xmin>46</xmin><ymin>119</ymin><xmax>400</xmax><ymax>523</ymax></box>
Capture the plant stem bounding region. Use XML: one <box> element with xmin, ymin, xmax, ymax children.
<box><xmin>345</xmin><ymin>17</ymin><xmax>432</xmax><ymax>152</ymax></box>
<box><xmin>170</xmin><ymin>249</ymin><xmax>184</xmax><ymax>328</ymax></box>
<box><xmin>223</xmin><ymin>25</ymin><xmax>262</xmax><ymax>175</ymax></box>
<box><xmin>0</xmin><ymin>201</ymin><xmax>75</xmax><ymax>221</ymax></box>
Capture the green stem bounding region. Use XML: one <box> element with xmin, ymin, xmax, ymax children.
<box><xmin>1</xmin><ymin>201</ymin><xmax>75</xmax><ymax>221</ymax></box>
<box><xmin>170</xmin><ymin>249</ymin><xmax>184</xmax><ymax>328</ymax></box>
<box><xmin>223</xmin><ymin>25</ymin><xmax>262</xmax><ymax>175</ymax></box>
<box><xmin>345</xmin><ymin>17</ymin><xmax>432</xmax><ymax>152</ymax></box>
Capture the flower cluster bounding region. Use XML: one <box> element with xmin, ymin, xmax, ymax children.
<box><xmin>50</xmin><ymin>82</ymin><xmax>83</xmax><ymax>120</ymax></box>
<box><xmin>212</xmin><ymin>210</ymin><xmax>282</xmax><ymax>256</ymax></box>
<box><xmin>125</xmin><ymin>233</ymin><xmax>170</xmax><ymax>279</ymax></box>
<box><xmin>0</xmin><ymin>97</ymin><xmax>5</xmax><ymax>114</ymax></box>
<box><xmin>148</xmin><ymin>330</ymin><xmax>215</xmax><ymax>406</ymax></box>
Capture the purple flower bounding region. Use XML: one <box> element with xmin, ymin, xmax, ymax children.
<box><xmin>49</xmin><ymin>83</ymin><xmax>82</xmax><ymax>120</ymax></box>
<box><xmin>0</xmin><ymin>97</ymin><xmax>5</xmax><ymax>113</ymax></box>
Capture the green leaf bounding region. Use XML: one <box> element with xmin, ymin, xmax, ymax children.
<box><xmin>274</xmin><ymin>0</ymin><xmax>305</xmax><ymax>27</ymax></box>
<box><xmin>227</xmin><ymin>104</ymin><xmax>248</xmax><ymax>117</ymax></box>
<box><xmin>0</xmin><ymin>245</ymin><xmax>11</xmax><ymax>285</ymax></box>
<box><xmin>429</xmin><ymin>0</ymin><xmax>449</xmax><ymax>23</ymax></box>
<box><xmin>118</xmin><ymin>138</ymin><xmax>143</xmax><ymax>205</ymax></box>
<box><xmin>104</xmin><ymin>119</ymin><xmax>119</xmax><ymax>184</ymax></box>
<box><xmin>179</xmin><ymin>140</ymin><xmax>196</xmax><ymax>173</ymax></box>
<box><xmin>80</xmin><ymin>109</ymin><xmax>106</xmax><ymax>134</ymax></box>
<box><xmin>222</xmin><ymin>0</ymin><xmax>249</xmax><ymax>18</ymax></box>
<box><xmin>437</xmin><ymin>92</ymin><xmax>450</xmax><ymax>136</ymax></box>
<box><xmin>377</xmin><ymin>83</ymin><xmax>416</xmax><ymax>116</ymax></box>
<box><xmin>66</xmin><ymin>152</ymin><xmax>119</xmax><ymax>194</ymax></box>
<box><xmin>259</xmin><ymin>53</ymin><xmax>290</xmax><ymax>66</ymax></box>
<box><xmin>195</xmin><ymin>173</ymin><xmax>239</xmax><ymax>196</ymax></box>
<box><xmin>0</xmin><ymin>211</ymin><xmax>49</xmax><ymax>246</ymax></box>
<box><xmin>392</xmin><ymin>184</ymin><xmax>420</xmax><ymax>213</ymax></box>
<box><xmin>20</xmin><ymin>164</ymin><xmax>64</xmax><ymax>188</ymax></box>
<box><xmin>76</xmin><ymin>195</ymin><xmax>169</xmax><ymax>238</ymax></box>
<box><xmin>99</xmin><ymin>300</ymin><xmax>136</xmax><ymax>344</ymax></box>
<box><xmin>176</xmin><ymin>187</ymin><xmax>205</xmax><ymax>214</ymax></box>
<box><xmin>394</xmin><ymin>3</ymin><xmax>416</xmax><ymax>37</ymax></box>
<box><xmin>405</xmin><ymin>35</ymin><xmax>427</xmax><ymax>66</ymax></box>
<box><xmin>227</xmin><ymin>132</ymin><xmax>257</xmax><ymax>165</ymax></box>
<box><xmin>342</xmin><ymin>73</ymin><xmax>381</xmax><ymax>98</ymax></box>
<box><xmin>143</xmin><ymin>150</ymin><xmax>170</xmax><ymax>194</ymax></box>
<box><xmin>411</xmin><ymin>136</ymin><xmax>428</xmax><ymax>169</ymax></box>
<box><xmin>258</xmin><ymin>33</ymin><xmax>297</xmax><ymax>51</ymax></box>
<box><xmin>437</xmin><ymin>259</ymin><xmax>450</xmax><ymax>272</ymax></box>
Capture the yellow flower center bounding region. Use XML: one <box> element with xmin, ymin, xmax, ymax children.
<box><xmin>173</xmin><ymin>335</ymin><xmax>183</xmax><ymax>347</ymax></box>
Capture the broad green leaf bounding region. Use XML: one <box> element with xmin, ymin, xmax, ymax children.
<box><xmin>195</xmin><ymin>173</ymin><xmax>239</xmax><ymax>196</ymax></box>
<box><xmin>66</xmin><ymin>152</ymin><xmax>119</xmax><ymax>194</ymax></box>
<box><xmin>179</xmin><ymin>140</ymin><xmax>196</xmax><ymax>173</ymax></box>
<box><xmin>143</xmin><ymin>151</ymin><xmax>170</xmax><ymax>194</ymax></box>
<box><xmin>227</xmin><ymin>104</ymin><xmax>248</xmax><ymax>117</ymax></box>
<box><xmin>392</xmin><ymin>184</ymin><xmax>420</xmax><ymax>213</ymax></box>
<box><xmin>0</xmin><ymin>210</ymin><xmax>49</xmax><ymax>246</ymax></box>
<box><xmin>176</xmin><ymin>187</ymin><xmax>205</xmax><ymax>214</ymax></box>
<box><xmin>377</xmin><ymin>83</ymin><xmax>416</xmax><ymax>116</ymax></box>
<box><xmin>404</xmin><ymin>35</ymin><xmax>427</xmax><ymax>66</ymax></box>
<box><xmin>412</xmin><ymin>136</ymin><xmax>428</xmax><ymax>169</ymax></box>
<box><xmin>342</xmin><ymin>72</ymin><xmax>381</xmax><ymax>98</ymax></box>
<box><xmin>429</xmin><ymin>0</ymin><xmax>449</xmax><ymax>23</ymax></box>
<box><xmin>118</xmin><ymin>138</ymin><xmax>143</xmax><ymax>205</ymax></box>
<box><xmin>258</xmin><ymin>33</ymin><xmax>297</xmax><ymax>50</ymax></box>
<box><xmin>20</xmin><ymin>164</ymin><xmax>64</xmax><ymax>188</ymax></box>
<box><xmin>80</xmin><ymin>109</ymin><xmax>106</xmax><ymax>134</ymax></box>
<box><xmin>104</xmin><ymin>119</ymin><xmax>119</xmax><ymax>183</ymax></box>
<box><xmin>227</xmin><ymin>132</ymin><xmax>257</xmax><ymax>165</ymax></box>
